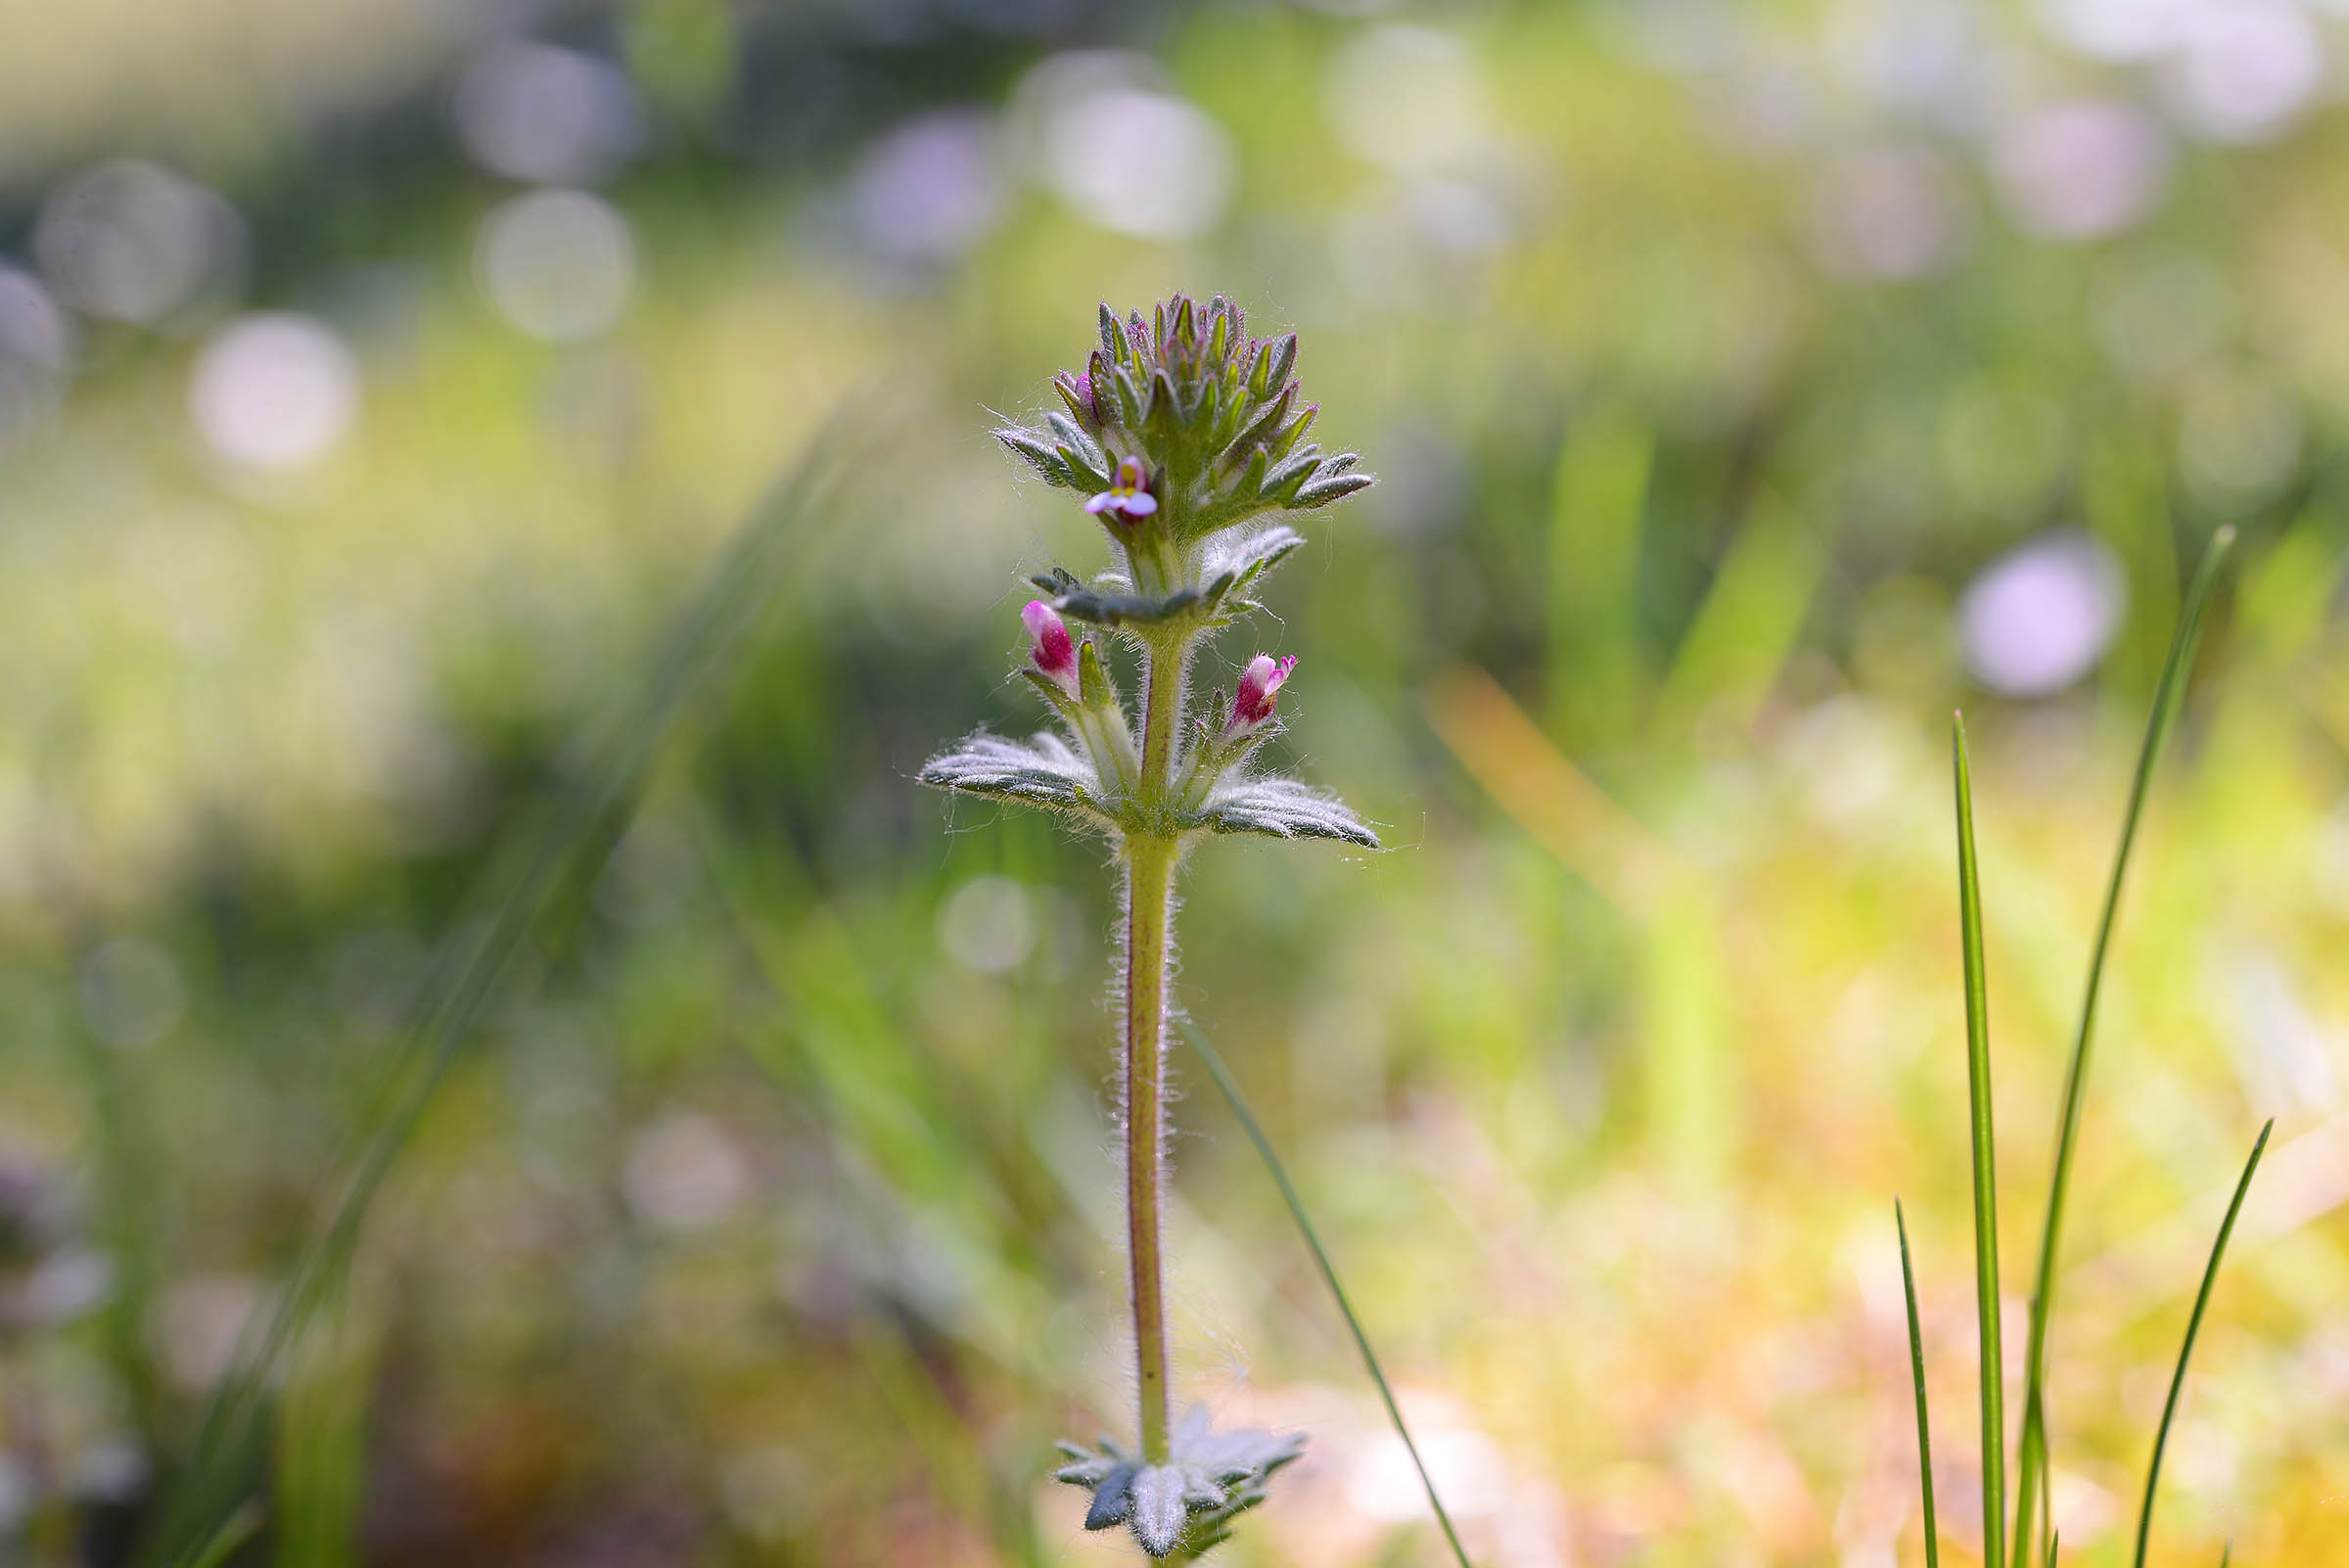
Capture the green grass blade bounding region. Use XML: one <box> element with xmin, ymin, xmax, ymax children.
<box><xmin>2133</xmin><ymin>1120</ymin><xmax>2273</xmax><ymax>1568</ymax></box>
<box><xmin>180</xmin><ymin>1504</ymin><xmax>262</xmax><ymax>1568</ymax></box>
<box><xmin>1897</xmin><ymin>1200</ymin><xmax>1941</xmax><ymax>1568</ymax></box>
<box><xmin>136</xmin><ymin>409</ymin><xmax>867</xmax><ymax>1567</ymax></box>
<box><xmin>2014</xmin><ymin>525</ymin><xmax>2234</xmax><ymax>1559</ymax></box>
<box><xmin>2017</xmin><ymin>1391</ymin><xmax>2049</xmax><ymax>1568</ymax></box>
<box><xmin>2046</xmin><ymin>1530</ymin><xmax>2059</xmax><ymax>1568</ymax></box>
<box><xmin>1179</xmin><ymin>1018</ymin><xmax>1474</xmax><ymax>1568</ymax></box>
<box><xmin>1953</xmin><ymin>714</ymin><xmax>2005</xmax><ymax>1568</ymax></box>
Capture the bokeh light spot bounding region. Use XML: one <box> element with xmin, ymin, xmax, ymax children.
<box><xmin>189</xmin><ymin>312</ymin><xmax>360</xmax><ymax>472</ymax></box>
<box><xmin>1994</xmin><ymin>100</ymin><xmax>2168</xmax><ymax>241</ymax></box>
<box><xmin>1018</xmin><ymin>53</ymin><xmax>1232</xmax><ymax>241</ymax></box>
<box><xmin>938</xmin><ymin>875</ymin><xmax>1036</xmax><ymax>975</ymax></box>
<box><xmin>454</xmin><ymin>42</ymin><xmax>645</xmax><ymax>185</ymax></box>
<box><xmin>476</xmin><ymin>188</ymin><xmax>637</xmax><ymax>342</ymax></box>
<box><xmin>1324</xmin><ymin>25</ymin><xmax>1493</xmax><ymax>177</ymax></box>
<box><xmin>848</xmin><ymin>111</ymin><xmax>1003</xmax><ymax>264</ymax></box>
<box><xmin>33</xmin><ymin>160</ymin><xmax>242</xmax><ymax>325</ymax></box>
<box><xmin>0</xmin><ymin>265</ymin><xmax>73</xmax><ymax>438</ymax></box>
<box><xmin>1958</xmin><ymin>529</ymin><xmax>2125</xmax><ymax>698</ymax></box>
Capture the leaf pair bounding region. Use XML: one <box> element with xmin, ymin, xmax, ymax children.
<box><xmin>918</xmin><ymin>732</ymin><xmax>1377</xmax><ymax>848</ymax></box>
<box><xmin>1026</xmin><ymin>526</ymin><xmax>1304</xmax><ymax>634</ymax></box>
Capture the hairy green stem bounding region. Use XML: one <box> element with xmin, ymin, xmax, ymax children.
<box><xmin>1139</xmin><ymin>637</ymin><xmax>1188</xmax><ymax>789</ymax></box>
<box><xmin>1124</xmin><ymin>833</ymin><xmax>1176</xmax><ymax>1463</ymax></box>
<box><xmin>1125</xmin><ymin>629</ymin><xmax>1191</xmax><ymax>1465</ymax></box>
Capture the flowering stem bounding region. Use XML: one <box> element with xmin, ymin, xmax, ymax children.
<box><xmin>1139</xmin><ymin>636</ymin><xmax>1187</xmax><ymax>787</ymax></box>
<box><xmin>1125</xmin><ymin>627</ymin><xmax>1191</xmax><ymax>1466</ymax></box>
<box><xmin>1124</xmin><ymin>830</ymin><xmax>1176</xmax><ymax>1464</ymax></box>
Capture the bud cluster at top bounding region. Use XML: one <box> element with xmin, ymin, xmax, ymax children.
<box><xmin>923</xmin><ymin>295</ymin><xmax>1378</xmax><ymax>855</ymax></box>
<box><xmin>999</xmin><ymin>293</ymin><xmax>1371</xmax><ymax>599</ymax></box>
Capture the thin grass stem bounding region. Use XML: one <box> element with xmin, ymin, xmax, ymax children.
<box><xmin>1897</xmin><ymin>1200</ymin><xmax>1940</xmax><ymax>1568</ymax></box>
<box><xmin>2013</xmin><ymin>526</ymin><xmax>2234</xmax><ymax>1558</ymax></box>
<box><xmin>1179</xmin><ymin>1019</ymin><xmax>1475</xmax><ymax>1568</ymax></box>
<box><xmin>2133</xmin><ymin>1121</ymin><xmax>2273</xmax><ymax>1568</ymax></box>
<box><xmin>1953</xmin><ymin>714</ymin><xmax>2005</xmax><ymax>1568</ymax></box>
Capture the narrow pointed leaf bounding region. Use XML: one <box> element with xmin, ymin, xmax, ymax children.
<box><xmin>1899</xmin><ymin>1200</ymin><xmax>1941</xmax><ymax>1568</ymax></box>
<box><xmin>2133</xmin><ymin>1121</ymin><xmax>2272</xmax><ymax>1568</ymax></box>
<box><xmin>1182</xmin><ymin>1021</ymin><xmax>1474</xmax><ymax>1568</ymax></box>
<box><xmin>2014</xmin><ymin>527</ymin><xmax>2235</xmax><ymax>1551</ymax></box>
<box><xmin>1200</xmin><ymin>526</ymin><xmax>1306</xmax><ymax>602</ymax></box>
<box><xmin>1954</xmin><ymin>714</ymin><xmax>2006</xmax><ymax>1568</ymax></box>
<box><xmin>1292</xmin><ymin>472</ymin><xmax>1375</xmax><ymax>510</ymax></box>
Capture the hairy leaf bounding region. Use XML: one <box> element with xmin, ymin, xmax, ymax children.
<box><xmin>919</xmin><ymin>732</ymin><xmax>1109</xmax><ymax>824</ymax></box>
<box><xmin>1200</xmin><ymin>778</ymin><xmax>1378</xmax><ymax>847</ymax></box>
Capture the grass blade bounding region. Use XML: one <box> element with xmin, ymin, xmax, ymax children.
<box><xmin>2014</xmin><ymin>525</ymin><xmax>2234</xmax><ymax>1560</ymax></box>
<box><xmin>1953</xmin><ymin>714</ymin><xmax>2005</xmax><ymax>1568</ymax></box>
<box><xmin>180</xmin><ymin>1504</ymin><xmax>261</xmax><ymax>1568</ymax></box>
<box><xmin>136</xmin><ymin>409</ymin><xmax>867</xmax><ymax>1567</ymax></box>
<box><xmin>1178</xmin><ymin>1018</ymin><xmax>1474</xmax><ymax>1568</ymax></box>
<box><xmin>1897</xmin><ymin>1200</ymin><xmax>1940</xmax><ymax>1568</ymax></box>
<box><xmin>2133</xmin><ymin>1121</ymin><xmax>2273</xmax><ymax>1568</ymax></box>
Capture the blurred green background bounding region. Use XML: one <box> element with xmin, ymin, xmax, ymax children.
<box><xmin>3</xmin><ymin>1</ymin><xmax>2348</xmax><ymax>1564</ymax></box>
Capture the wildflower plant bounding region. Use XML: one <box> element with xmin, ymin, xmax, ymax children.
<box><xmin>921</xmin><ymin>295</ymin><xmax>1375</xmax><ymax>1558</ymax></box>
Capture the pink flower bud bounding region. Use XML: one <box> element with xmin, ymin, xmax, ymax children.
<box><xmin>1022</xmin><ymin>600</ymin><xmax>1081</xmax><ymax>696</ymax></box>
<box><xmin>1228</xmin><ymin>654</ymin><xmax>1296</xmax><ymax>733</ymax></box>
<box><xmin>1084</xmin><ymin>456</ymin><xmax>1159</xmax><ymax>523</ymax></box>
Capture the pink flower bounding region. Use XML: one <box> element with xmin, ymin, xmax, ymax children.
<box><xmin>1084</xmin><ymin>456</ymin><xmax>1159</xmax><ymax>524</ymax></box>
<box><xmin>1022</xmin><ymin>600</ymin><xmax>1080</xmax><ymax>697</ymax></box>
<box><xmin>1228</xmin><ymin>654</ymin><xmax>1296</xmax><ymax>733</ymax></box>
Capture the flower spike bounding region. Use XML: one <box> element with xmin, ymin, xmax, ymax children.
<box><xmin>925</xmin><ymin>300</ymin><xmax>1379</xmax><ymax>1564</ymax></box>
